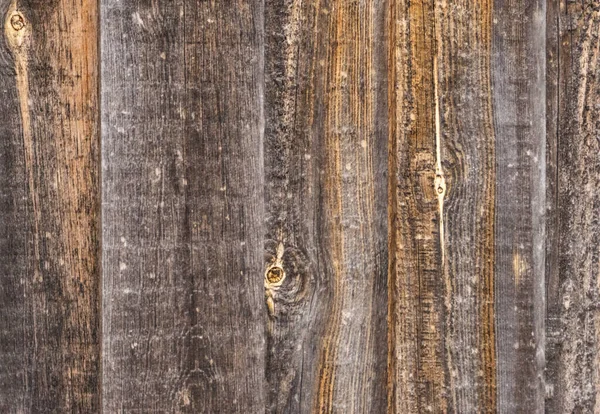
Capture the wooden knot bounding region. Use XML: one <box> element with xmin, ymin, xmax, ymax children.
<box><xmin>5</xmin><ymin>3</ymin><xmax>31</xmax><ymax>52</ymax></box>
<box><xmin>434</xmin><ymin>173</ymin><xmax>446</xmax><ymax>196</ymax></box>
<box><xmin>10</xmin><ymin>13</ymin><xmax>24</xmax><ymax>31</ymax></box>
<box><xmin>265</xmin><ymin>265</ymin><xmax>285</xmax><ymax>285</ymax></box>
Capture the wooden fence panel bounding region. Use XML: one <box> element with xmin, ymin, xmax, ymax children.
<box><xmin>0</xmin><ymin>0</ymin><xmax>599</xmax><ymax>412</ymax></box>
<box><xmin>101</xmin><ymin>0</ymin><xmax>265</xmax><ymax>412</ymax></box>
<box><xmin>0</xmin><ymin>0</ymin><xmax>100</xmax><ymax>412</ymax></box>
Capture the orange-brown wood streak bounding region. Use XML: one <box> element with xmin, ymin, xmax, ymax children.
<box><xmin>0</xmin><ymin>0</ymin><xmax>100</xmax><ymax>411</ymax></box>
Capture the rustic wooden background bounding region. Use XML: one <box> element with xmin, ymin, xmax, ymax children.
<box><xmin>0</xmin><ymin>0</ymin><xmax>596</xmax><ymax>412</ymax></box>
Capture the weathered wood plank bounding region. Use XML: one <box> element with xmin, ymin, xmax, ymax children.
<box><xmin>386</xmin><ymin>0</ymin><xmax>446</xmax><ymax>411</ymax></box>
<box><xmin>544</xmin><ymin>0</ymin><xmax>560</xmax><ymax>409</ymax></box>
<box><xmin>0</xmin><ymin>0</ymin><xmax>100</xmax><ymax>412</ymax></box>
<box><xmin>101</xmin><ymin>0</ymin><xmax>265</xmax><ymax>412</ymax></box>
<box><xmin>264</xmin><ymin>0</ymin><xmax>389</xmax><ymax>412</ymax></box>
<box><xmin>388</xmin><ymin>0</ymin><xmax>497</xmax><ymax>411</ymax></box>
<box><xmin>546</xmin><ymin>1</ymin><xmax>600</xmax><ymax>412</ymax></box>
<box><xmin>491</xmin><ymin>1</ymin><xmax>546</xmax><ymax>412</ymax></box>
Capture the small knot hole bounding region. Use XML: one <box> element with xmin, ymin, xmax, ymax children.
<box><xmin>266</xmin><ymin>265</ymin><xmax>285</xmax><ymax>284</ymax></box>
<box><xmin>10</xmin><ymin>13</ymin><xmax>24</xmax><ymax>31</ymax></box>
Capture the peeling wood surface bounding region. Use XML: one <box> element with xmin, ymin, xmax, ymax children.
<box><xmin>0</xmin><ymin>0</ymin><xmax>599</xmax><ymax>412</ymax></box>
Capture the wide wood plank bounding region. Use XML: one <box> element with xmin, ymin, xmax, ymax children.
<box><xmin>101</xmin><ymin>0</ymin><xmax>265</xmax><ymax>411</ymax></box>
<box><xmin>388</xmin><ymin>0</ymin><xmax>497</xmax><ymax>411</ymax></box>
<box><xmin>546</xmin><ymin>1</ymin><xmax>600</xmax><ymax>411</ymax></box>
<box><xmin>264</xmin><ymin>0</ymin><xmax>389</xmax><ymax>412</ymax></box>
<box><xmin>0</xmin><ymin>0</ymin><xmax>100</xmax><ymax>412</ymax></box>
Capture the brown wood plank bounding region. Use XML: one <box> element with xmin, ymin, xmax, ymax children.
<box><xmin>101</xmin><ymin>0</ymin><xmax>265</xmax><ymax>412</ymax></box>
<box><xmin>388</xmin><ymin>0</ymin><xmax>497</xmax><ymax>412</ymax></box>
<box><xmin>492</xmin><ymin>1</ymin><xmax>546</xmax><ymax>412</ymax></box>
<box><xmin>264</xmin><ymin>0</ymin><xmax>389</xmax><ymax>412</ymax></box>
<box><xmin>0</xmin><ymin>0</ymin><xmax>100</xmax><ymax>412</ymax></box>
<box><xmin>386</xmin><ymin>0</ymin><xmax>446</xmax><ymax>411</ymax></box>
<box><xmin>545</xmin><ymin>1</ymin><xmax>600</xmax><ymax>411</ymax></box>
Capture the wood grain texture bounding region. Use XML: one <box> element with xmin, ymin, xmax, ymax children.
<box><xmin>388</xmin><ymin>0</ymin><xmax>497</xmax><ymax>412</ymax></box>
<box><xmin>386</xmin><ymin>0</ymin><xmax>447</xmax><ymax>411</ymax></box>
<box><xmin>0</xmin><ymin>0</ymin><xmax>100</xmax><ymax>412</ymax></box>
<box><xmin>264</xmin><ymin>0</ymin><xmax>388</xmax><ymax>412</ymax></box>
<box><xmin>492</xmin><ymin>1</ymin><xmax>546</xmax><ymax>412</ymax></box>
<box><xmin>546</xmin><ymin>1</ymin><xmax>600</xmax><ymax>412</ymax></box>
<box><xmin>0</xmin><ymin>1</ymin><xmax>598</xmax><ymax>412</ymax></box>
<box><xmin>101</xmin><ymin>0</ymin><xmax>265</xmax><ymax>412</ymax></box>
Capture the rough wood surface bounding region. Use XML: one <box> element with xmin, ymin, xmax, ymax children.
<box><xmin>388</xmin><ymin>1</ymin><xmax>498</xmax><ymax>412</ymax></box>
<box><xmin>101</xmin><ymin>0</ymin><xmax>265</xmax><ymax>412</ymax></box>
<box><xmin>546</xmin><ymin>1</ymin><xmax>600</xmax><ymax>412</ymax></box>
<box><xmin>386</xmin><ymin>0</ymin><xmax>447</xmax><ymax>411</ymax></box>
<box><xmin>492</xmin><ymin>1</ymin><xmax>546</xmax><ymax>412</ymax></box>
<box><xmin>0</xmin><ymin>0</ymin><xmax>100</xmax><ymax>412</ymax></box>
<box><xmin>0</xmin><ymin>1</ymin><xmax>599</xmax><ymax>412</ymax></box>
<box><xmin>264</xmin><ymin>0</ymin><xmax>388</xmax><ymax>412</ymax></box>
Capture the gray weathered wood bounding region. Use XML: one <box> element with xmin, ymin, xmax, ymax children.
<box><xmin>0</xmin><ymin>1</ymin><xmax>598</xmax><ymax>412</ymax></box>
<box><xmin>546</xmin><ymin>1</ymin><xmax>600</xmax><ymax>411</ymax></box>
<box><xmin>492</xmin><ymin>1</ymin><xmax>546</xmax><ymax>412</ymax></box>
<box><xmin>101</xmin><ymin>0</ymin><xmax>265</xmax><ymax>411</ymax></box>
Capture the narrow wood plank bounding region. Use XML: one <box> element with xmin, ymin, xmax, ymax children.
<box><xmin>386</xmin><ymin>0</ymin><xmax>446</xmax><ymax>411</ymax></box>
<box><xmin>544</xmin><ymin>0</ymin><xmax>560</xmax><ymax>408</ymax></box>
<box><xmin>388</xmin><ymin>0</ymin><xmax>497</xmax><ymax>411</ymax></box>
<box><xmin>101</xmin><ymin>0</ymin><xmax>265</xmax><ymax>411</ymax></box>
<box><xmin>264</xmin><ymin>0</ymin><xmax>389</xmax><ymax>412</ymax></box>
<box><xmin>491</xmin><ymin>1</ymin><xmax>546</xmax><ymax>412</ymax></box>
<box><xmin>0</xmin><ymin>0</ymin><xmax>100</xmax><ymax>412</ymax></box>
<box><xmin>546</xmin><ymin>1</ymin><xmax>600</xmax><ymax>411</ymax></box>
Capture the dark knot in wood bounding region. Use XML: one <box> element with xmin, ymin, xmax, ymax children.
<box><xmin>266</xmin><ymin>265</ymin><xmax>284</xmax><ymax>284</ymax></box>
<box><xmin>10</xmin><ymin>14</ymin><xmax>25</xmax><ymax>31</ymax></box>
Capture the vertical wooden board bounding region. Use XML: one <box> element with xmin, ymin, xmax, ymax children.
<box><xmin>491</xmin><ymin>0</ymin><xmax>546</xmax><ymax>412</ymax></box>
<box><xmin>388</xmin><ymin>0</ymin><xmax>497</xmax><ymax>412</ymax></box>
<box><xmin>437</xmin><ymin>2</ymin><xmax>497</xmax><ymax>410</ymax></box>
<box><xmin>546</xmin><ymin>1</ymin><xmax>600</xmax><ymax>412</ymax></box>
<box><xmin>264</xmin><ymin>0</ymin><xmax>389</xmax><ymax>412</ymax></box>
<box><xmin>387</xmin><ymin>0</ymin><xmax>447</xmax><ymax>411</ymax></box>
<box><xmin>101</xmin><ymin>0</ymin><xmax>265</xmax><ymax>412</ymax></box>
<box><xmin>0</xmin><ymin>0</ymin><xmax>100</xmax><ymax>412</ymax></box>
<box><xmin>544</xmin><ymin>0</ymin><xmax>560</xmax><ymax>409</ymax></box>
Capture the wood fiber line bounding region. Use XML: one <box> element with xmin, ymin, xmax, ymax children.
<box><xmin>546</xmin><ymin>2</ymin><xmax>600</xmax><ymax>412</ymax></box>
<box><xmin>491</xmin><ymin>0</ymin><xmax>546</xmax><ymax>412</ymax></box>
<box><xmin>101</xmin><ymin>0</ymin><xmax>265</xmax><ymax>412</ymax></box>
<box><xmin>0</xmin><ymin>0</ymin><xmax>101</xmax><ymax>412</ymax></box>
<box><xmin>388</xmin><ymin>0</ymin><xmax>497</xmax><ymax>412</ymax></box>
<box><xmin>264</xmin><ymin>0</ymin><xmax>388</xmax><ymax>412</ymax></box>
